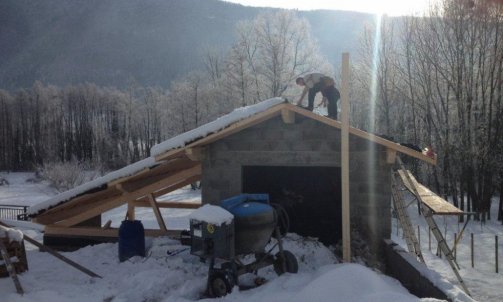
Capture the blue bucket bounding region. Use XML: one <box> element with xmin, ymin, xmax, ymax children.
<box><xmin>118</xmin><ymin>220</ymin><xmax>145</xmax><ymax>262</ymax></box>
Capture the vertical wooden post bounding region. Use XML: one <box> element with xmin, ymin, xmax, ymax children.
<box><xmin>127</xmin><ymin>201</ymin><xmax>135</xmax><ymax>221</ymax></box>
<box><xmin>496</xmin><ymin>235</ymin><xmax>499</xmax><ymax>273</ymax></box>
<box><xmin>341</xmin><ymin>52</ymin><xmax>351</xmax><ymax>262</ymax></box>
<box><xmin>471</xmin><ymin>233</ymin><xmax>474</xmax><ymax>268</ymax></box>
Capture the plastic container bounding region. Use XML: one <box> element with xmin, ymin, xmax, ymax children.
<box><xmin>118</xmin><ymin>220</ymin><xmax>145</xmax><ymax>262</ymax></box>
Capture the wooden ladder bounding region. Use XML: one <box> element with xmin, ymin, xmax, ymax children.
<box><xmin>391</xmin><ymin>171</ymin><xmax>425</xmax><ymax>263</ymax></box>
<box><xmin>396</xmin><ymin>157</ymin><xmax>471</xmax><ymax>296</ymax></box>
<box><xmin>0</xmin><ymin>240</ymin><xmax>24</xmax><ymax>295</ymax></box>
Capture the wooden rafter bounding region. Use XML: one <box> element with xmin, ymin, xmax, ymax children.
<box><xmin>52</xmin><ymin>165</ymin><xmax>202</xmax><ymax>227</ymax></box>
<box><xmin>34</xmin><ymin>192</ymin><xmax>123</xmax><ymax>225</ymax></box>
<box><xmin>285</xmin><ymin>104</ymin><xmax>436</xmax><ymax>165</ymax></box>
<box><xmin>148</xmin><ymin>194</ymin><xmax>167</xmax><ymax>232</ymax></box>
<box><xmin>119</xmin><ymin>161</ymin><xmax>198</xmax><ymax>193</ymax></box>
<box><xmin>34</xmin><ymin>186</ymin><xmax>122</xmax><ymax>220</ymax></box>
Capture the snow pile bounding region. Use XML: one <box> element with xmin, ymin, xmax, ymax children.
<box><xmin>0</xmin><ymin>233</ymin><xmax>436</xmax><ymax>302</ymax></box>
<box><xmin>188</xmin><ymin>204</ymin><xmax>233</xmax><ymax>226</ymax></box>
<box><xmin>0</xmin><ymin>225</ymin><xmax>24</xmax><ymax>242</ymax></box>
<box><xmin>150</xmin><ymin>97</ymin><xmax>284</xmax><ymax>156</ymax></box>
<box><xmin>395</xmin><ymin>245</ymin><xmax>474</xmax><ymax>302</ymax></box>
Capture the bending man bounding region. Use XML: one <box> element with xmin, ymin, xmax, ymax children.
<box><xmin>296</xmin><ymin>73</ymin><xmax>340</xmax><ymax>119</ymax></box>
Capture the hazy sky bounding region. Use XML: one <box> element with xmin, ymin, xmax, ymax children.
<box><xmin>224</xmin><ymin>0</ymin><xmax>434</xmax><ymax>16</ymax></box>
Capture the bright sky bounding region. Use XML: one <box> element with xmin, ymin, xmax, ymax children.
<box><xmin>224</xmin><ymin>0</ymin><xmax>434</xmax><ymax>16</ymax></box>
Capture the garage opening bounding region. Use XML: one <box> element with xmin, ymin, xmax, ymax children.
<box><xmin>242</xmin><ymin>166</ymin><xmax>342</xmax><ymax>245</ymax></box>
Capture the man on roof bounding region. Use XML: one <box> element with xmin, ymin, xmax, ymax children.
<box><xmin>296</xmin><ymin>72</ymin><xmax>340</xmax><ymax>119</ymax></box>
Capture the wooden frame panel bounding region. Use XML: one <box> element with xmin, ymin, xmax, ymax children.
<box><xmin>54</xmin><ymin>165</ymin><xmax>202</xmax><ymax>227</ymax></box>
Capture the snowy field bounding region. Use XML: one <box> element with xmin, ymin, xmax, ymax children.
<box><xmin>0</xmin><ymin>172</ymin><xmax>496</xmax><ymax>301</ymax></box>
<box><xmin>392</xmin><ymin>193</ymin><xmax>503</xmax><ymax>302</ymax></box>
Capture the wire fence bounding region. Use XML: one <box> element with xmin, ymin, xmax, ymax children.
<box><xmin>415</xmin><ymin>225</ymin><xmax>501</xmax><ymax>274</ymax></box>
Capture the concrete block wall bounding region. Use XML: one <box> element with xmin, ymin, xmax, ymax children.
<box><xmin>201</xmin><ymin>115</ymin><xmax>392</xmax><ymax>261</ymax></box>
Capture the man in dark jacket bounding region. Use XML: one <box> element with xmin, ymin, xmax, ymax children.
<box><xmin>296</xmin><ymin>73</ymin><xmax>340</xmax><ymax>119</ymax></box>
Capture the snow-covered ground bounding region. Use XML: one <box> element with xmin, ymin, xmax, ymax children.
<box><xmin>392</xmin><ymin>193</ymin><xmax>503</xmax><ymax>302</ymax></box>
<box><xmin>0</xmin><ymin>172</ymin><xmax>497</xmax><ymax>301</ymax></box>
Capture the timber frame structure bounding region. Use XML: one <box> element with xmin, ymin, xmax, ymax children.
<box><xmin>28</xmin><ymin>100</ymin><xmax>436</xmax><ymax>246</ymax></box>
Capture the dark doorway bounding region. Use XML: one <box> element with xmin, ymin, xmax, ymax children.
<box><xmin>242</xmin><ymin>166</ymin><xmax>341</xmax><ymax>245</ymax></box>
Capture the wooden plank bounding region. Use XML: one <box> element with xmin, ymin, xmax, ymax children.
<box><xmin>44</xmin><ymin>225</ymin><xmax>181</xmax><ymax>238</ymax></box>
<box><xmin>386</xmin><ymin>149</ymin><xmax>397</xmax><ymax>164</ymax></box>
<box><xmin>0</xmin><ymin>221</ymin><xmax>102</xmax><ymax>280</ymax></box>
<box><xmin>148</xmin><ymin>194</ymin><xmax>167</xmax><ymax>232</ymax></box>
<box><xmin>397</xmin><ymin>170</ymin><xmax>463</xmax><ymax>215</ymax></box>
<box><xmin>120</xmin><ymin>161</ymin><xmax>199</xmax><ymax>192</ymax></box>
<box><xmin>107</xmin><ymin>166</ymin><xmax>154</xmax><ymax>187</ymax></box>
<box><xmin>152</xmin><ymin>175</ymin><xmax>201</xmax><ymax>199</ymax></box>
<box><xmin>122</xmin><ymin>157</ymin><xmax>192</xmax><ymax>183</ymax></box>
<box><xmin>55</xmin><ymin>165</ymin><xmax>202</xmax><ymax>227</ymax></box>
<box><xmin>0</xmin><ymin>240</ymin><xmax>24</xmax><ymax>294</ymax></box>
<box><xmin>34</xmin><ymin>186</ymin><xmax>122</xmax><ymax>221</ymax></box>
<box><xmin>132</xmin><ymin>200</ymin><xmax>201</xmax><ymax>209</ymax></box>
<box><xmin>155</xmin><ymin>103</ymin><xmax>285</xmax><ymax>161</ymax></box>
<box><xmin>341</xmin><ymin>52</ymin><xmax>351</xmax><ymax>262</ymax></box>
<box><xmin>281</xmin><ymin>108</ymin><xmax>295</xmax><ymax>124</ymax></box>
<box><xmin>23</xmin><ymin>235</ymin><xmax>102</xmax><ymax>278</ymax></box>
<box><xmin>34</xmin><ymin>192</ymin><xmax>123</xmax><ymax>225</ymax></box>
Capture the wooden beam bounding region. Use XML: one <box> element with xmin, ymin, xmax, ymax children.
<box><xmin>386</xmin><ymin>149</ymin><xmax>397</xmax><ymax>164</ymax></box>
<box><xmin>152</xmin><ymin>175</ymin><xmax>201</xmax><ymax>199</ymax></box>
<box><xmin>132</xmin><ymin>200</ymin><xmax>201</xmax><ymax>209</ymax></box>
<box><xmin>185</xmin><ymin>147</ymin><xmax>205</xmax><ymax>161</ymax></box>
<box><xmin>119</xmin><ymin>161</ymin><xmax>199</xmax><ymax>193</ymax></box>
<box><xmin>34</xmin><ymin>186</ymin><xmax>121</xmax><ymax>222</ymax></box>
<box><xmin>148</xmin><ymin>194</ymin><xmax>167</xmax><ymax>232</ymax></box>
<box><xmin>341</xmin><ymin>52</ymin><xmax>351</xmax><ymax>262</ymax></box>
<box><xmin>34</xmin><ymin>192</ymin><xmax>123</xmax><ymax>225</ymax></box>
<box><xmin>44</xmin><ymin>225</ymin><xmax>181</xmax><ymax>238</ymax></box>
<box><xmin>54</xmin><ymin>165</ymin><xmax>202</xmax><ymax>227</ymax></box>
<box><xmin>281</xmin><ymin>108</ymin><xmax>295</xmax><ymax>124</ymax></box>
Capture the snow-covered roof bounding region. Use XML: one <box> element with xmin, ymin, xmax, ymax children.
<box><xmin>151</xmin><ymin>97</ymin><xmax>283</xmax><ymax>156</ymax></box>
<box><xmin>28</xmin><ymin>98</ymin><xmax>284</xmax><ymax>216</ymax></box>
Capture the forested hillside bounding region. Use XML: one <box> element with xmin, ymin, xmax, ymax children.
<box><xmin>0</xmin><ymin>0</ymin><xmax>370</xmax><ymax>90</ymax></box>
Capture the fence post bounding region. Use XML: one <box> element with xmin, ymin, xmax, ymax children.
<box><xmin>471</xmin><ymin>233</ymin><xmax>474</xmax><ymax>268</ymax></box>
<box><xmin>496</xmin><ymin>235</ymin><xmax>499</xmax><ymax>274</ymax></box>
<box><xmin>429</xmin><ymin>228</ymin><xmax>431</xmax><ymax>251</ymax></box>
<box><xmin>417</xmin><ymin>225</ymin><xmax>420</xmax><ymax>247</ymax></box>
<box><xmin>454</xmin><ymin>233</ymin><xmax>457</xmax><ymax>260</ymax></box>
